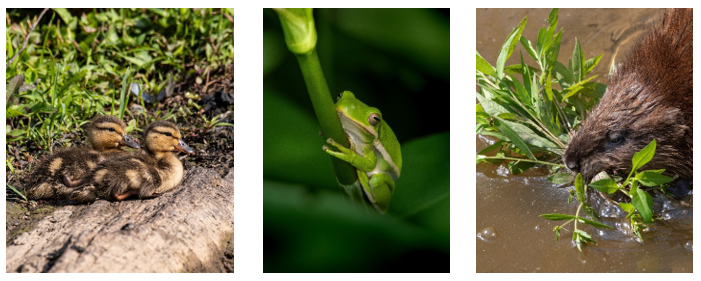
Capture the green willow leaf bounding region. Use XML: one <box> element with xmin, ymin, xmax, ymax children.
<box><xmin>631</xmin><ymin>139</ymin><xmax>656</xmax><ymax>173</ymax></box>
<box><xmin>583</xmin><ymin>54</ymin><xmax>602</xmax><ymax>77</ymax></box>
<box><xmin>476</xmin><ymin>52</ymin><xmax>496</xmax><ymax>77</ymax></box>
<box><xmin>630</xmin><ymin>182</ymin><xmax>654</xmax><ymax>223</ymax></box>
<box><xmin>496</xmin><ymin>16</ymin><xmax>527</xmax><ymax>79</ymax></box>
<box><xmin>588</xmin><ymin>178</ymin><xmax>620</xmax><ymax>194</ymax></box>
<box><xmin>493</xmin><ymin>117</ymin><xmax>535</xmax><ymax>160</ymax></box>
<box><xmin>577</xmin><ymin>216</ymin><xmax>612</xmax><ymax>229</ymax></box>
<box><xmin>636</xmin><ymin>170</ymin><xmax>675</xmax><ymax>187</ymax></box>
<box><xmin>519</xmin><ymin>36</ymin><xmax>538</xmax><ymax>61</ymax></box>
<box><xmin>539</xmin><ymin>213</ymin><xmax>577</xmax><ymax>220</ymax></box>
<box><xmin>618</xmin><ymin>202</ymin><xmax>635</xmax><ymax>212</ymax></box>
<box><xmin>547</xmin><ymin>173</ymin><xmax>573</xmax><ymax>184</ymax></box>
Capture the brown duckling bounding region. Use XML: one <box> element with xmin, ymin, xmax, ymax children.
<box><xmin>24</xmin><ymin>115</ymin><xmax>141</xmax><ymax>200</ymax></box>
<box><xmin>70</xmin><ymin>120</ymin><xmax>195</xmax><ymax>202</ymax></box>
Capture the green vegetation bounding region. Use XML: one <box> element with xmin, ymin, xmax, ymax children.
<box><xmin>264</xmin><ymin>8</ymin><xmax>449</xmax><ymax>272</ymax></box>
<box><xmin>273</xmin><ymin>8</ymin><xmax>356</xmax><ymax>185</ymax></box>
<box><xmin>476</xmin><ymin>8</ymin><xmax>606</xmax><ymax>175</ymax></box>
<box><xmin>6</xmin><ymin>8</ymin><xmax>234</xmax><ymax>186</ymax></box>
<box><xmin>541</xmin><ymin>139</ymin><xmax>674</xmax><ymax>249</ymax></box>
<box><xmin>477</xmin><ymin>9</ymin><xmax>677</xmax><ymax>250</ymax></box>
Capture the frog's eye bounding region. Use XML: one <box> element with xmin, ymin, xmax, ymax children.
<box><xmin>368</xmin><ymin>113</ymin><xmax>381</xmax><ymax>126</ymax></box>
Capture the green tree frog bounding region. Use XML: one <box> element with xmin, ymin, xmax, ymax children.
<box><xmin>323</xmin><ymin>91</ymin><xmax>402</xmax><ymax>213</ymax></box>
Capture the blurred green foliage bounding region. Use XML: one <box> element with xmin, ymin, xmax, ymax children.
<box><xmin>264</xmin><ymin>8</ymin><xmax>449</xmax><ymax>272</ymax></box>
<box><xmin>6</xmin><ymin>8</ymin><xmax>233</xmax><ymax>174</ymax></box>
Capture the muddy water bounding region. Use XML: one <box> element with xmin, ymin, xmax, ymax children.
<box><xmin>476</xmin><ymin>9</ymin><xmax>692</xmax><ymax>273</ymax></box>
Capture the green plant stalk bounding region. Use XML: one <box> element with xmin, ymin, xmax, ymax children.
<box><xmin>275</xmin><ymin>8</ymin><xmax>356</xmax><ymax>185</ymax></box>
<box><xmin>295</xmin><ymin>50</ymin><xmax>357</xmax><ymax>185</ymax></box>
<box><xmin>479</xmin><ymin>155</ymin><xmax>565</xmax><ymax>167</ymax></box>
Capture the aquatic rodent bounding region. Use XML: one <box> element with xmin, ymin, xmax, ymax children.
<box><xmin>562</xmin><ymin>9</ymin><xmax>692</xmax><ymax>182</ymax></box>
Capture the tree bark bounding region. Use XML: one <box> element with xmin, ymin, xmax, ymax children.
<box><xmin>6</xmin><ymin>167</ymin><xmax>234</xmax><ymax>273</ymax></box>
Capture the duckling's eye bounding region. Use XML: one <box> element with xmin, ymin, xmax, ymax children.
<box><xmin>164</xmin><ymin>132</ymin><xmax>173</xmax><ymax>137</ymax></box>
<box><xmin>108</xmin><ymin>128</ymin><xmax>116</xmax><ymax>132</ymax></box>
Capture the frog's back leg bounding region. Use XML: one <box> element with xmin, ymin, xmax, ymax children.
<box><xmin>362</xmin><ymin>173</ymin><xmax>395</xmax><ymax>214</ymax></box>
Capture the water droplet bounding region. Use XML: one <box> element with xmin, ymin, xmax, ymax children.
<box><xmin>477</xmin><ymin>227</ymin><xmax>498</xmax><ymax>242</ymax></box>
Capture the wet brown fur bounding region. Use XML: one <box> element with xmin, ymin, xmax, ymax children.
<box><xmin>563</xmin><ymin>9</ymin><xmax>692</xmax><ymax>182</ymax></box>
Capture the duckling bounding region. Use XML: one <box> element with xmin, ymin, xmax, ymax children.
<box><xmin>70</xmin><ymin>120</ymin><xmax>194</xmax><ymax>202</ymax></box>
<box><xmin>23</xmin><ymin>115</ymin><xmax>141</xmax><ymax>200</ymax></box>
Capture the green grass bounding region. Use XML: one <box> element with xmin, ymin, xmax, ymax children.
<box><xmin>6</xmin><ymin>8</ymin><xmax>234</xmax><ymax>178</ymax></box>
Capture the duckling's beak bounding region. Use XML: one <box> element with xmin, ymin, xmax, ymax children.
<box><xmin>175</xmin><ymin>139</ymin><xmax>195</xmax><ymax>155</ymax></box>
<box><xmin>120</xmin><ymin>135</ymin><xmax>141</xmax><ymax>150</ymax></box>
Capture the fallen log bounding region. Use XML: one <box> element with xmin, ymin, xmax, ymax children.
<box><xmin>6</xmin><ymin>167</ymin><xmax>234</xmax><ymax>273</ymax></box>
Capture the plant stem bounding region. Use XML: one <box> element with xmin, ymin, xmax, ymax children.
<box><xmin>295</xmin><ymin>50</ymin><xmax>357</xmax><ymax>185</ymax></box>
<box><xmin>479</xmin><ymin>155</ymin><xmax>565</xmax><ymax>168</ymax></box>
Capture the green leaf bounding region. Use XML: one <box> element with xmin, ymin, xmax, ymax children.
<box><xmin>544</xmin><ymin>9</ymin><xmax>559</xmax><ymax>47</ymax></box>
<box><xmin>6</xmin><ymin>105</ymin><xmax>29</xmax><ymax>118</ymax></box>
<box><xmin>553</xmin><ymin>61</ymin><xmax>574</xmax><ymax>86</ymax></box>
<box><xmin>7</xmin><ymin>184</ymin><xmax>27</xmax><ymax>201</ymax></box>
<box><xmin>503</xmin><ymin>64</ymin><xmax>539</xmax><ymax>76</ymax></box>
<box><xmin>6</xmin><ymin>74</ymin><xmax>24</xmax><ymax>101</ymax></box>
<box><xmin>574</xmin><ymin>229</ymin><xmax>595</xmax><ymax>243</ymax></box>
<box><xmin>53</xmin><ymin>8</ymin><xmax>73</xmax><ymax>23</ymax></box>
<box><xmin>576</xmin><ymin>216</ymin><xmax>612</xmax><ymax>229</ymax></box>
<box><xmin>540</xmin><ymin>213</ymin><xmax>577</xmax><ymax>221</ymax></box>
<box><xmin>476</xmin><ymin>89</ymin><xmax>510</xmax><ymax>117</ymax></box>
<box><xmin>636</xmin><ymin>170</ymin><xmax>675</xmax><ymax>187</ymax></box>
<box><xmin>476</xmin><ymin>51</ymin><xmax>496</xmax><ymax>77</ymax></box>
<box><xmin>495</xmin><ymin>118</ymin><xmax>559</xmax><ymax>152</ymax></box>
<box><xmin>630</xmin><ymin>182</ymin><xmax>654</xmax><ymax>223</ymax></box>
<box><xmin>631</xmin><ymin>139</ymin><xmax>656</xmax><ymax>173</ymax></box>
<box><xmin>496</xmin><ymin>16</ymin><xmax>527</xmax><ymax>79</ymax></box>
<box><xmin>6</xmin><ymin>128</ymin><xmax>26</xmax><ymax>137</ymax></box>
<box><xmin>583</xmin><ymin>54</ymin><xmax>602</xmax><ymax>77</ymax></box>
<box><xmin>519</xmin><ymin>36</ymin><xmax>538</xmax><ymax>61</ymax></box>
<box><xmin>619</xmin><ymin>202</ymin><xmax>635</xmax><ymax>212</ymax></box>
<box><xmin>28</xmin><ymin>102</ymin><xmax>58</xmax><ymax>114</ymax></box>
<box><xmin>571</xmin><ymin>38</ymin><xmax>584</xmax><ymax>82</ymax></box>
<box><xmin>477</xmin><ymin>140</ymin><xmax>505</xmax><ymax>155</ymax></box>
<box><xmin>547</xmin><ymin>173</ymin><xmax>573</xmax><ymax>184</ymax></box>
<box><xmin>562</xmin><ymin>75</ymin><xmax>598</xmax><ymax>101</ymax></box>
<box><xmin>543</xmin><ymin>30</ymin><xmax>562</xmax><ymax>77</ymax></box>
<box><xmin>492</xmin><ymin>117</ymin><xmax>535</xmax><ymax>160</ymax></box>
<box><xmin>588</xmin><ymin>178</ymin><xmax>620</xmax><ymax>194</ymax></box>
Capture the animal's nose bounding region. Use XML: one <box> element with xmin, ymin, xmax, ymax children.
<box><xmin>565</xmin><ymin>159</ymin><xmax>579</xmax><ymax>172</ymax></box>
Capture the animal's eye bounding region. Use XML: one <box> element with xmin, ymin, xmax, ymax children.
<box><xmin>368</xmin><ymin>113</ymin><xmax>381</xmax><ymax>126</ymax></box>
<box><xmin>108</xmin><ymin>128</ymin><xmax>116</xmax><ymax>132</ymax></box>
<box><xmin>608</xmin><ymin>131</ymin><xmax>627</xmax><ymax>145</ymax></box>
<box><xmin>164</xmin><ymin>132</ymin><xmax>173</xmax><ymax>137</ymax></box>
